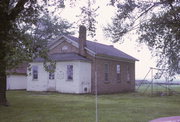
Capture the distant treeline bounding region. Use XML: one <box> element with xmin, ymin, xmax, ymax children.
<box><xmin>135</xmin><ymin>80</ymin><xmax>180</xmax><ymax>85</ymax></box>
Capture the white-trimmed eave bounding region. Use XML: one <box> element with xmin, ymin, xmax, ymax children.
<box><xmin>85</xmin><ymin>47</ymin><xmax>96</xmax><ymax>56</ymax></box>
<box><xmin>49</xmin><ymin>35</ymin><xmax>97</xmax><ymax>56</ymax></box>
<box><xmin>96</xmin><ymin>54</ymin><xmax>138</xmax><ymax>63</ymax></box>
<box><xmin>49</xmin><ymin>35</ymin><xmax>79</xmax><ymax>50</ymax></box>
<box><xmin>63</xmin><ymin>35</ymin><xmax>79</xmax><ymax>48</ymax></box>
<box><xmin>84</xmin><ymin>47</ymin><xmax>138</xmax><ymax>63</ymax></box>
<box><xmin>65</xmin><ymin>35</ymin><xmax>97</xmax><ymax>57</ymax></box>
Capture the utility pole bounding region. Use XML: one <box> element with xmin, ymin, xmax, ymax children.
<box><xmin>94</xmin><ymin>38</ymin><xmax>98</xmax><ymax>122</ymax></box>
<box><xmin>151</xmin><ymin>67</ymin><xmax>153</xmax><ymax>96</ymax></box>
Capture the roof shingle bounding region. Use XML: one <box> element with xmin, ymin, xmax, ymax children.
<box><xmin>66</xmin><ymin>35</ymin><xmax>138</xmax><ymax>61</ymax></box>
<box><xmin>34</xmin><ymin>53</ymin><xmax>91</xmax><ymax>62</ymax></box>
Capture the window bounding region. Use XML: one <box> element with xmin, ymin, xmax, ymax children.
<box><xmin>32</xmin><ymin>66</ymin><xmax>38</xmax><ymax>80</ymax></box>
<box><xmin>104</xmin><ymin>63</ymin><xmax>109</xmax><ymax>81</ymax></box>
<box><xmin>67</xmin><ymin>65</ymin><xmax>73</xmax><ymax>80</ymax></box>
<box><xmin>62</xmin><ymin>45</ymin><xmax>68</xmax><ymax>51</ymax></box>
<box><xmin>49</xmin><ymin>72</ymin><xmax>55</xmax><ymax>80</ymax></box>
<box><xmin>127</xmin><ymin>65</ymin><xmax>130</xmax><ymax>82</ymax></box>
<box><xmin>116</xmin><ymin>64</ymin><xmax>121</xmax><ymax>81</ymax></box>
<box><xmin>48</xmin><ymin>65</ymin><xmax>55</xmax><ymax>80</ymax></box>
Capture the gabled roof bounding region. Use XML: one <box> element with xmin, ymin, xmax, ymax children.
<box><xmin>65</xmin><ymin>35</ymin><xmax>138</xmax><ymax>61</ymax></box>
<box><xmin>34</xmin><ymin>53</ymin><xmax>91</xmax><ymax>62</ymax></box>
<box><xmin>7</xmin><ymin>63</ymin><xmax>28</xmax><ymax>75</ymax></box>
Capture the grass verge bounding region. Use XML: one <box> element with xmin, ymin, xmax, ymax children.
<box><xmin>0</xmin><ymin>91</ymin><xmax>180</xmax><ymax>122</ymax></box>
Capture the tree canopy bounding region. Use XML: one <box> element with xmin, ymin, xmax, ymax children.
<box><xmin>104</xmin><ymin>0</ymin><xmax>180</xmax><ymax>76</ymax></box>
<box><xmin>0</xmin><ymin>0</ymin><xmax>72</xmax><ymax>105</ymax></box>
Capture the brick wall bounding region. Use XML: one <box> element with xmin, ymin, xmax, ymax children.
<box><xmin>91</xmin><ymin>57</ymin><xmax>135</xmax><ymax>94</ymax></box>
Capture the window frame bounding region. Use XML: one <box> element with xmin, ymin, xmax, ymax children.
<box><xmin>32</xmin><ymin>66</ymin><xmax>38</xmax><ymax>80</ymax></box>
<box><xmin>67</xmin><ymin>65</ymin><xmax>73</xmax><ymax>81</ymax></box>
<box><xmin>48</xmin><ymin>65</ymin><xmax>55</xmax><ymax>80</ymax></box>
<box><xmin>104</xmin><ymin>63</ymin><xmax>109</xmax><ymax>82</ymax></box>
<box><xmin>127</xmin><ymin>65</ymin><xmax>131</xmax><ymax>82</ymax></box>
<box><xmin>62</xmin><ymin>45</ymin><xmax>68</xmax><ymax>51</ymax></box>
<box><xmin>49</xmin><ymin>72</ymin><xmax>55</xmax><ymax>80</ymax></box>
<box><xmin>116</xmin><ymin>64</ymin><xmax>121</xmax><ymax>82</ymax></box>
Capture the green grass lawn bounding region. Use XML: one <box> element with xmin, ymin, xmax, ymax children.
<box><xmin>0</xmin><ymin>91</ymin><xmax>180</xmax><ymax>122</ymax></box>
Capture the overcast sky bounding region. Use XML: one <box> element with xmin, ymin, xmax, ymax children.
<box><xmin>50</xmin><ymin>0</ymin><xmax>177</xmax><ymax>80</ymax></box>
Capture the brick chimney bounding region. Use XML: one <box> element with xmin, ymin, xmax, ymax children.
<box><xmin>79</xmin><ymin>25</ymin><xmax>87</xmax><ymax>56</ymax></box>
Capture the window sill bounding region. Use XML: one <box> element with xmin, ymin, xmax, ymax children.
<box><xmin>66</xmin><ymin>79</ymin><xmax>73</xmax><ymax>82</ymax></box>
<box><xmin>127</xmin><ymin>81</ymin><xmax>131</xmax><ymax>84</ymax></box>
<box><xmin>104</xmin><ymin>81</ymin><xmax>110</xmax><ymax>84</ymax></box>
<box><xmin>49</xmin><ymin>79</ymin><xmax>55</xmax><ymax>80</ymax></box>
<box><xmin>32</xmin><ymin>79</ymin><xmax>38</xmax><ymax>81</ymax></box>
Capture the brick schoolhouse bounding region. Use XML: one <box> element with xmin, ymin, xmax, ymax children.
<box><xmin>24</xmin><ymin>25</ymin><xmax>138</xmax><ymax>94</ymax></box>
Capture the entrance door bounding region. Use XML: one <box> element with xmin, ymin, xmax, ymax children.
<box><xmin>47</xmin><ymin>72</ymin><xmax>56</xmax><ymax>91</ymax></box>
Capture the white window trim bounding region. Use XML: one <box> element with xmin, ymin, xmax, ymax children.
<box><xmin>32</xmin><ymin>66</ymin><xmax>38</xmax><ymax>80</ymax></box>
<box><xmin>104</xmin><ymin>63</ymin><xmax>109</xmax><ymax>82</ymax></box>
<box><xmin>49</xmin><ymin>72</ymin><xmax>55</xmax><ymax>80</ymax></box>
<box><xmin>67</xmin><ymin>65</ymin><xmax>73</xmax><ymax>81</ymax></box>
<box><xmin>127</xmin><ymin>65</ymin><xmax>131</xmax><ymax>82</ymax></box>
<box><xmin>116</xmin><ymin>64</ymin><xmax>121</xmax><ymax>82</ymax></box>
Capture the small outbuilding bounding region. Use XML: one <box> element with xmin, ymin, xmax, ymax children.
<box><xmin>6</xmin><ymin>64</ymin><xmax>27</xmax><ymax>90</ymax></box>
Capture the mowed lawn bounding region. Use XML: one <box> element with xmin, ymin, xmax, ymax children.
<box><xmin>0</xmin><ymin>91</ymin><xmax>180</xmax><ymax>122</ymax></box>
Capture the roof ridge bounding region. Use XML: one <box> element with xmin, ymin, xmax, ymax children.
<box><xmin>57</xmin><ymin>35</ymin><xmax>138</xmax><ymax>61</ymax></box>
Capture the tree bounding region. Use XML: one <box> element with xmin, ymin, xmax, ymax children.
<box><xmin>0</xmin><ymin>0</ymin><xmax>72</xmax><ymax>106</ymax></box>
<box><xmin>0</xmin><ymin>0</ymin><xmax>37</xmax><ymax>106</ymax></box>
<box><xmin>77</xmin><ymin>0</ymin><xmax>99</xmax><ymax>38</ymax></box>
<box><xmin>36</xmin><ymin>12</ymin><xmax>74</xmax><ymax>41</ymax></box>
<box><xmin>104</xmin><ymin>0</ymin><xmax>180</xmax><ymax>77</ymax></box>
